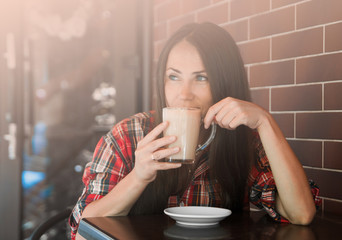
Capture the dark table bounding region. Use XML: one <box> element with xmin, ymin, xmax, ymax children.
<box><xmin>78</xmin><ymin>210</ymin><xmax>342</xmax><ymax>240</ymax></box>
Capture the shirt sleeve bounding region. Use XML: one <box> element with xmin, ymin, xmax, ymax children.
<box><xmin>68</xmin><ymin>122</ymin><xmax>133</xmax><ymax>239</ymax></box>
<box><xmin>248</xmin><ymin>132</ymin><xmax>321</xmax><ymax>223</ymax></box>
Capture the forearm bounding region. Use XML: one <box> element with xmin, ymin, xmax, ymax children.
<box><xmin>81</xmin><ymin>169</ymin><xmax>149</xmax><ymax>218</ymax></box>
<box><xmin>257</xmin><ymin>112</ymin><xmax>316</xmax><ymax>224</ymax></box>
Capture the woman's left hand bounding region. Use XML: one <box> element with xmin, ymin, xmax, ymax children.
<box><xmin>204</xmin><ymin>97</ymin><xmax>316</xmax><ymax>225</ymax></box>
<box><xmin>203</xmin><ymin>97</ymin><xmax>268</xmax><ymax>130</ymax></box>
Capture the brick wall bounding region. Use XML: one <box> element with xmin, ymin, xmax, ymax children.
<box><xmin>153</xmin><ymin>0</ymin><xmax>342</xmax><ymax>215</ymax></box>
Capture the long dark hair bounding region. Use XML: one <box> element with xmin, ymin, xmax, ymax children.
<box><xmin>130</xmin><ymin>22</ymin><xmax>254</xmax><ymax>214</ymax></box>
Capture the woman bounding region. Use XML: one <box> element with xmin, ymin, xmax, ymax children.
<box><xmin>69</xmin><ymin>22</ymin><xmax>320</xmax><ymax>239</ymax></box>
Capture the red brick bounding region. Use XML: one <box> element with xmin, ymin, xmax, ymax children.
<box><xmin>296</xmin><ymin>53</ymin><xmax>342</xmax><ymax>84</ymax></box>
<box><xmin>296</xmin><ymin>112</ymin><xmax>342</xmax><ymax>140</ymax></box>
<box><xmin>305</xmin><ymin>168</ymin><xmax>342</xmax><ymax>200</ymax></box>
<box><xmin>297</xmin><ymin>0</ymin><xmax>342</xmax><ymax>29</ymax></box>
<box><xmin>223</xmin><ymin>20</ymin><xmax>248</xmax><ymax>43</ymax></box>
<box><xmin>250</xmin><ymin>7</ymin><xmax>295</xmax><ymax>39</ymax></box>
<box><xmin>324</xmin><ymin>199</ymin><xmax>342</xmax><ymax>216</ymax></box>
<box><xmin>197</xmin><ymin>2</ymin><xmax>229</xmax><ymax>25</ymax></box>
<box><xmin>231</xmin><ymin>0</ymin><xmax>270</xmax><ymax>20</ymax></box>
<box><xmin>326</xmin><ymin>22</ymin><xmax>342</xmax><ymax>52</ymax></box>
<box><xmin>168</xmin><ymin>14</ymin><xmax>195</xmax><ymax>37</ymax></box>
<box><xmin>238</xmin><ymin>39</ymin><xmax>270</xmax><ymax>64</ymax></box>
<box><xmin>288</xmin><ymin>140</ymin><xmax>322</xmax><ymax>167</ymax></box>
<box><xmin>272</xmin><ymin>27</ymin><xmax>323</xmax><ymax>60</ymax></box>
<box><xmin>271</xmin><ymin>85</ymin><xmax>322</xmax><ymax>111</ymax></box>
<box><xmin>325</xmin><ymin>82</ymin><xmax>342</xmax><ymax>110</ymax></box>
<box><xmin>272</xmin><ymin>0</ymin><xmax>306</xmax><ymax>9</ymax></box>
<box><xmin>250</xmin><ymin>60</ymin><xmax>294</xmax><ymax>87</ymax></box>
<box><xmin>181</xmin><ymin>0</ymin><xmax>211</xmax><ymax>13</ymax></box>
<box><xmin>325</xmin><ymin>142</ymin><xmax>342</xmax><ymax>170</ymax></box>
<box><xmin>251</xmin><ymin>88</ymin><xmax>269</xmax><ymax>111</ymax></box>
<box><xmin>272</xmin><ymin>113</ymin><xmax>294</xmax><ymax>138</ymax></box>
<box><xmin>155</xmin><ymin>0</ymin><xmax>182</xmax><ymax>23</ymax></box>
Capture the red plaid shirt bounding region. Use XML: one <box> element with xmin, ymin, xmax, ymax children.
<box><xmin>69</xmin><ymin>112</ymin><xmax>320</xmax><ymax>239</ymax></box>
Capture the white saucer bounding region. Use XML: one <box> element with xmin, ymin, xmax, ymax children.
<box><xmin>164</xmin><ymin>206</ymin><xmax>232</xmax><ymax>227</ymax></box>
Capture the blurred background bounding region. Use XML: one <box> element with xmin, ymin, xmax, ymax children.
<box><xmin>1</xmin><ymin>0</ymin><xmax>342</xmax><ymax>239</ymax></box>
<box><xmin>1</xmin><ymin>0</ymin><xmax>152</xmax><ymax>239</ymax></box>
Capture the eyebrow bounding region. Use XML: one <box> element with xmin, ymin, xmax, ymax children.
<box><xmin>166</xmin><ymin>68</ymin><xmax>207</xmax><ymax>75</ymax></box>
<box><xmin>167</xmin><ymin>68</ymin><xmax>181</xmax><ymax>73</ymax></box>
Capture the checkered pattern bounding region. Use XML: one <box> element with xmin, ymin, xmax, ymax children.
<box><xmin>69</xmin><ymin>112</ymin><xmax>320</xmax><ymax>239</ymax></box>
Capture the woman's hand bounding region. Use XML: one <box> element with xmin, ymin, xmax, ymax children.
<box><xmin>80</xmin><ymin>121</ymin><xmax>181</xmax><ymax>219</ymax></box>
<box><xmin>204</xmin><ymin>97</ymin><xmax>316</xmax><ymax>224</ymax></box>
<box><xmin>133</xmin><ymin>121</ymin><xmax>181</xmax><ymax>183</ymax></box>
<box><xmin>203</xmin><ymin>97</ymin><xmax>268</xmax><ymax>130</ymax></box>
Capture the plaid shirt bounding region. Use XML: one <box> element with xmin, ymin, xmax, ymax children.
<box><xmin>69</xmin><ymin>112</ymin><xmax>321</xmax><ymax>239</ymax></box>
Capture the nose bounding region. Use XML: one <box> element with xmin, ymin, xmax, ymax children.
<box><xmin>179</xmin><ymin>82</ymin><xmax>194</xmax><ymax>100</ymax></box>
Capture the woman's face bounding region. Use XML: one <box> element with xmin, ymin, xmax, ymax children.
<box><xmin>164</xmin><ymin>40</ymin><xmax>213</xmax><ymax>117</ymax></box>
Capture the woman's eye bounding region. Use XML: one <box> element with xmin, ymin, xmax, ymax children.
<box><xmin>196</xmin><ymin>75</ymin><xmax>208</xmax><ymax>81</ymax></box>
<box><xmin>168</xmin><ymin>74</ymin><xmax>178</xmax><ymax>81</ymax></box>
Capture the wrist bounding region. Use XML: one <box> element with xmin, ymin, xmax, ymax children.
<box><xmin>131</xmin><ymin>168</ymin><xmax>152</xmax><ymax>186</ymax></box>
<box><xmin>256</xmin><ymin>110</ymin><xmax>272</xmax><ymax>133</ymax></box>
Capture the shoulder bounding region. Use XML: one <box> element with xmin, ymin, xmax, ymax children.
<box><xmin>126</xmin><ymin>111</ymin><xmax>155</xmax><ymax>131</ymax></box>
<box><xmin>89</xmin><ymin>111</ymin><xmax>155</xmax><ymax>172</ymax></box>
<box><xmin>103</xmin><ymin>111</ymin><xmax>156</xmax><ymax>152</ymax></box>
<box><xmin>108</xmin><ymin>111</ymin><xmax>155</xmax><ymax>141</ymax></box>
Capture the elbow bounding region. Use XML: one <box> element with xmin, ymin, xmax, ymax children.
<box><xmin>80</xmin><ymin>205</ymin><xmax>92</xmax><ymax>219</ymax></box>
<box><xmin>81</xmin><ymin>204</ymin><xmax>129</xmax><ymax>219</ymax></box>
<box><xmin>276</xmin><ymin>195</ymin><xmax>316</xmax><ymax>225</ymax></box>
<box><xmin>290</xmin><ymin>214</ymin><xmax>314</xmax><ymax>225</ymax></box>
<box><xmin>289</xmin><ymin>205</ymin><xmax>316</xmax><ymax>225</ymax></box>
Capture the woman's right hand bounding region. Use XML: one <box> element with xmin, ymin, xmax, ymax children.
<box><xmin>133</xmin><ymin>121</ymin><xmax>181</xmax><ymax>183</ymax></box>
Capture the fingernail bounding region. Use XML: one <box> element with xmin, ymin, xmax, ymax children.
<box><xmin>173</xmin><ymin>147</ymin><xmax>180</xmax><ymax>152</ymax></box>
<box><xmin>169</xmin><ymin>136</ymin><xmax>176</xmax><ymax>141</ymax></box>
